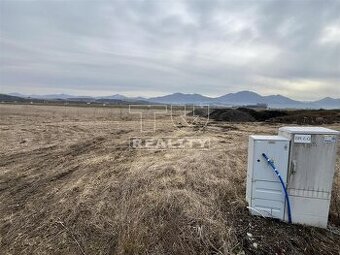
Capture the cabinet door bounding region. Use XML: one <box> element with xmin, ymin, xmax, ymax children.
<box><xmin>288</xmin><ymin>134</ymin><xmax>337</xmax><ymax>197</ymax></box>
<box><xmin>253</xmin><ymin>140</ymin><xmax>289</xmax><ymax>183</ymax></box>
<box><xmin>251</xmin><ymin>140</ymin><xmax>289</xmax><ymax>220</ymax></box>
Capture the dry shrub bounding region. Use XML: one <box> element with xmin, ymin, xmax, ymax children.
<box><xmin>330</xmin><ymin>155</ymin><xmax>340</xmax><ymax>225</ymax></box>
<box><xmin>113</xmin><ymin>155</ymin><xmax>241</xmax><ymax>254</ymax></box>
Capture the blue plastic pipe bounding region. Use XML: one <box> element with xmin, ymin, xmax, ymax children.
<box><xmin>262</xmin><ymin>153</ymin><xmax>292</xmax><ymax>224</ymax></box>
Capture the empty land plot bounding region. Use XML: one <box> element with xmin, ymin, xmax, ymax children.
<box><xmin>0</xmin><ymin>104</ymin><xmax>340</xmax><ymax>255</ymax></box>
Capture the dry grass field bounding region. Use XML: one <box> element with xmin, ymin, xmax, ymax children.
<box><xmin>0</xmin><ymin>104</ymin><xmax>339</xmax><ymax>255</ymax></box>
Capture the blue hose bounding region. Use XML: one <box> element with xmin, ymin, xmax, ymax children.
<box><xmin>262</xmin><ymin>153</ymin><xmax>292</xmax><ymax>223</ymax></box>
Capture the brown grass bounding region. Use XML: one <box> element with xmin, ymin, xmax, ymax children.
<box><xmin>0</xmin><ymin>104</ymin><xmax>339</xmax><ymax>254</ymax></box>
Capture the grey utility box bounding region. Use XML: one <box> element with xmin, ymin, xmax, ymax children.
<box><xmin>278</xmin><ymin>127</ymin><xmax>339</xmax><ymax>228</ymax></box>
<box><xmin>246</xmin><ymin>135</ymin><xmax>290</xmax><ymax>220</ymax></box>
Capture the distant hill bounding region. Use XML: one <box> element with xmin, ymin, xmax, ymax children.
<box><xmin>263</xmin><ymin>95</ymin><xmax>302</xmax><ymax>107</ymax></box>
<box><xmin>96</xmin><ymin>98</ymin><xmax>151</xmax><ymax>105</ymax></box>
<box><xmin>8</xmin><ymin>93</ymin><xmax>75</xmax><ymax>100</ymax></box>
<box><xmin>0</xmin><ymin>94</ymin><xmax>29</xmax><ymax>102</ymax></box>
<box><xmin>98</xmin><ymin>94</ymin><xmax>128</xmax><ymax>100</ymax></box>
<box><xmin>3</xmin><ymin>91</ymin><xmax>340</xmax><ymax>109</ymax></box>
<box><xmin>148</xmin><ymin>93</ymin><xmax>213</xmax><ymax>104</ymax></box>
<box><xmin>1</xmin><ymin>93</ymin><xmax>154</xmax><ymax>106</ymax></box>
<box><xmin>0</xmin><ymin>94</ymin><xmax>48</xmax><ymax>104</ymax></box>
<box><xmin>7</xmin><ymin>93</ymin><xmax>26</xmax><ymax>98</ymax></box>
<box><xmin>311</xmin><ymin>97</ymin><xmax>340</xmax><ymax>109</ymax></box>
<box><xmin>215</xmin><ymin>91</ymin><xmax>264</xmax><ymax>105</ymax></box>
<box><xmin>147</xmin><ymin>91</ymin><xmax>339</xmax><ymax>109</ymax></box>
<box><xmin>99</xmin><ymin>94</ymin><xmax>148</xmax><ymax>102</ymax></box>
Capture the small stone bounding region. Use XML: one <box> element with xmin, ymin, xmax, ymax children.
<box><xmin>253</xmin><ymin>242</ymin><xmax>258</xmax><ymax>249</ymax></box>
<box><xmin>247</xmin><ymin>232</ymin><xmax>253</xmax><ymax>238</ymax></box>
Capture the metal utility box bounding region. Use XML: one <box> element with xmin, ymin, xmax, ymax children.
<box><xmin>246</xmin><ymin>135</ymin><xmax>290</xmax><ymax>220</ymax></box>
<box><xmin>278</xmin><ymin>126</ymin><xmax>339</xmax><ymax>228</ymax></box>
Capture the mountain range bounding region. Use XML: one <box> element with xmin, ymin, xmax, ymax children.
<box><xmin>5</xmin><ymin>91</ymin><xmax>340</xmax><ymax>109</ymax></box>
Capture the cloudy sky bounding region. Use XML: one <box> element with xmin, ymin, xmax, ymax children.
<box><xmin>0</xmin><ymin>0</ymin><xmax>339</xmax><ymax>100</ymax></box>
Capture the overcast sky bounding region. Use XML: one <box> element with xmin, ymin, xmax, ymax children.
<box><xmin>0</xmin><ymin>0</ymin><xmax>339</xmax><ymax>100</ymax></box>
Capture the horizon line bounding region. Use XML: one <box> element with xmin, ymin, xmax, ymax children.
<box><xmin>2</xmin><ymin>90</ymin><xmax>338</xmax><ymax>102</ymax></box>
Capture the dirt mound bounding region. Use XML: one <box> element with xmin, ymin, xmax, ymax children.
<box><xmin>193</xmin><ymin>108</ymin><xmax>287</xmax><ymax>122</ymax></box>
<box><xmin>272</xmin><ymin>109</ymin><xmax>340</xmax><ymax>124</ymax></box>
<box><xmin>191</xmin><ymin>107</ymin><xmax>210</xmax><ymax>117</ymax></box>
<box><xmin>209</xmin><ymin>108</ymin><xmax>255</xmax><ymax>122</ymax></box>
<box><xmin>237</xmin><ymin>107</ymin><xmax>288</xmax><ymax>121</ymax></box>
<box><xmin>194</xmin><ymin>107</ymin><xmax>340</xmax><ymax>124</ymax></box>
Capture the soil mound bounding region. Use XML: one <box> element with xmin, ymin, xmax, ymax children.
<box><xmin>209</xmin><ymin>109</ymin><xmax>255</xmax><ymax>122</ymax></box>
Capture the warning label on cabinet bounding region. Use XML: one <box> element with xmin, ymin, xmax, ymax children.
<box><xmin>323</xmin><ymin>135</ymin><xmax>336</xmax><ymax>143</ymax></box>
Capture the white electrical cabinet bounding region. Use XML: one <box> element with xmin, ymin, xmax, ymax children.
<box><xmin>278</xmin><ymin>126</ymin><xmax>339</xmax><ymax>228</ymax></box>
<box><xmin>246</xmin><ymin>135</ymin><xmax>290</xmax><ymax>220</ymax></box>
<box><xmin>247</xmin><ymin>127</ymin><xmax>339</xmax><ymax>228</ymax></box>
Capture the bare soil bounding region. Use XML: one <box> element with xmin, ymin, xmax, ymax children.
<box><xmin>0</xmin><ymin>104</ymin><xmax>339</xmax><ymax>255</ymax></box>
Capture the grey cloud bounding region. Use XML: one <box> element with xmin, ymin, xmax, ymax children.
<box><xmin>0</xmin><ymin>0</ymin><xmax>339</xmax><ymax>99</ymax></box>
